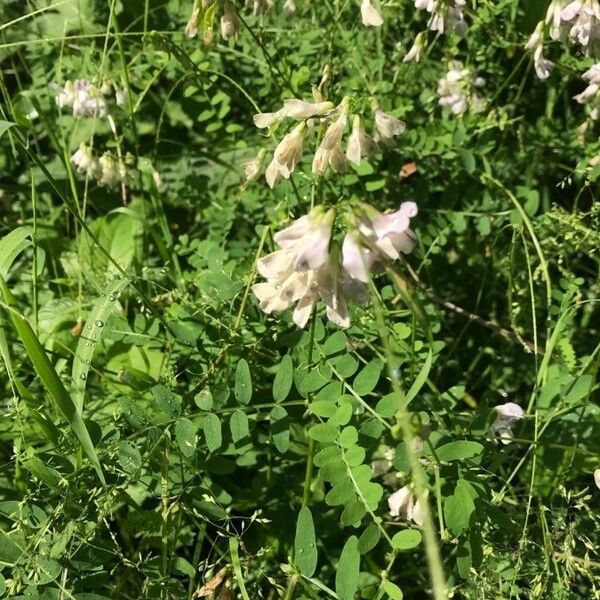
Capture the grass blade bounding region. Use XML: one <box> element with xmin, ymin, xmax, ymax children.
<box><xmin>0</xmin><ymin>275</ymin><xmax>105</xmax><ymax>486</ymax></box>
<box><xmin>71</xmin><ymin>278</ymin><xmax>129</xmax><ymax>413</ymax></box>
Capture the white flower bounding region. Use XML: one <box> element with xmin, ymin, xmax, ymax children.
<box><xmin>185</xmin><ymin>4</ymin><xmax>201</xmax><ymax>37</ymax></box>
<box><xmin>583</xmin><ymin>63</ymin><xmax>600</xmax><ymax>83</ymax></box>
<box><xmin>283</xmin><ymin>99</ymin><xmax>334</xmax><ymax>119</ymax></box>
<box><xmin>359</xmin><ymin>201</ymin><xmax>419</xmax><ymax>260</ymax></box>
<box><xmin>533</xmin><ymin>45</ymin><xmax>553</xmax><ymax>80</ymax></box>
<box><xmin>488</xmin><ymin>402</ymin><xmax>524</xmax><ymax>445</ymax></box>
<box><xmin>56</xmin><ymin>80</ymin><xmax>76</xmax><ymax>108</ymax></box>
<box><xmin>403</xmin><ymin>32</ymin><xmax>426</xmax><ymax>63</ymax></box>
<box><xmin>342</xmin><ymin>202</ymin><xmax>418</xmax><ymax>284</ymax></box>
<box><xmin>55</xmin><ymin>79</ymin><xmax>108</xmax><ymax>118</ymax></box>
<box><xmin>115</xmin><ymin>87</ymin><xmax>126</xmax><ymax>106</ymax></box>
<box><xmin>342</xmin><ymin>230</ymin><xmax>376</xmax><ymax>283</ymax></box>
<box><xmin>242</xmin><ymin>150</ymin><xmax>265</xmax><ymax>182</ymax></box>
<box><xmin>72</xmin><ymin>80</ymin><xmax>108</xmax><ymax>118</ymax></box>
<box><xmin>574</xmin><ymin>81</ymin><xmax>600</xmax><ymax>103</ymax></box>
<box><xmin>414</xmin><ymin>0</ymin><xmax>436</xmax><ymax>10</ymax></box>
<box><xmin>346</xmin><ymin>115</ymin><xmax>377</xmax><ymax>165</ymax></box>
<box><xmin>594</xmin><ymin>469</ymin><xmax>600</xmax><ymax>489</ymax></box>
<box><xmin>328</xmin><ymin>144</ymin><xmax>347</xmax><ymax>173</ymax></box>
<box><xmin>373</xmin><ymin>108</ymin><xmax>405</xmax><ymax>142</ymax></box>
<box><xmin>98</xmin><ymin>153</ymin><xmax>119</xmax><ymax>187</ymax></box>
<box><xmin>265</xmin><ymin>158</ymin><xmax>282</xmax><ymax>188</ymax></box>
<box><xmin>320</xmin><ymin>99</ymin><xmax>350</xmax><ymax>150</ymax></box>
<box><xmin>545</xmin><ymin>1</ymin><xmax>564</xmax><ymax>40</ymax></box>
<box><xmin>253</xmin><ymin>108</ymin><xmax>286</xmax><ymax>129</ymax></box>
<box><xmin>388</xmin><ymin>485</ymin><xmax>424</xmax><ymax>526</ymax></box>
<box><xmin>71</xmin><ymin>144</ymin><xmax>100</xmax><ymax>179</ymax></box>
<box><xmin>220</xmin><ymin>4</ymin><xmax>240</xmax><ymax>40</ymax></box>
<box><xmin>283</xmin><ymin>0</ymin><xmax>296</xmax><ymax>16</ymax></box>
<box><xmin>361</xmin><ymin>0</ymin><xmax>383</xmax><ymax>26</ymax></box>
<box><xmin>272</xmin><ymin>122</ymin><xmax>306</xmax><ymax>179</ymax></box>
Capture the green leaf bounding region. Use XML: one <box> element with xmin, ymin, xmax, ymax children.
<box><xmin>0</xmin><ymin>276</ymin><xmax>105</xmax><ymax>486</ymax></box>
<box><xmin>336</xmin><ymin>536</ymin><xmax>360</xmax><ymax>600</ymax></box>
<box><xmin>564</xmin><ymin>375</ymin><xmax>593</xmax><ymax>405</ymax></box>
<box><xmin>273</xmin><ymin>355</ymin><xmax>293</xmax><ymax>402</ymax></box>
<box><xmin>202</xmin><ymin>413</ymin><xmax>222</xmax><ymax>452</ymax></box>
<box><xmin>353</xmin><ymin>359</ymin><xmax>382</xmax><ymax>395</ymax></box>
<box><xmin>358</xmin><ymin>523</ymin><xmax>381</xmax><ymax>554</ymax></box>
<box><xmin>117</xmin><ymin>441</ymin><xmax>142</xmax><ymax>476</ymax></box>
<box><xmin>194</xmin><ymin>388</ymin><xmax>214</xmax><ymax>410</ymax></box>
<box><xmin>0</xmin><ymin>120</ymin><xmax>15</xmax><ymax>139</ymax></box>
<box><xmin>230</xmin><ymin>409</ymin><xmax>250</xmax><ymax>451</ymax></box>
<box><xmin>21</xmin><ymin>453</ymin><xmax>62</xmax><ymax>488</ymax></box>
<box><xmin>402</xmin><ymin>349</ymin><xmax>432</xmax><ymax>408</ymax></box>
<box><xmin>444</xmin><ymin>480</ymin><xmax>476</xmax><ymax>536</ymax></box>
<box><xmin>71</xmin><ymin>278</ymin><xmax>129</xmax><ymax>412</ymax></box>
<box><xmin>0</xmin><ymin>227</ymin><xmax>32</xmax><ymax>278</ymax></box>
<box><xmin>234</xmin><ymin>359</ymin><xmax>252</xmax><ymax>405</ymax></box>
<box><xmin>294</xmin><ymin>506</ymin><xmax>318</xmax><ymax>577</ymax></box>
<box><xmin>435</xmin><ymin>441</ymin><xmax>483</xmax><ymax>462</ymax></box>
<box><xmin>308</xmin><ymin>422</ymin><xmax>338</xmax><ymax>443</ymax></box>
<box><xmin>382</xmin><ymin>581</ymin><xmax>403</xmax><ymax>599</ymax></box>
<box><xmin>391</xmin><ymin>529</ymin><xmax>422</xmax><ymax>550</ymax></box>
<box><xmin>175</xmin><ymin>418</ymin><xmax>197</xmax><ymax>458</ymax></box>
<box><xmin>269</xmin><ymin>405</ymin><xmax>289</xmax><ymax>453</ymax></box>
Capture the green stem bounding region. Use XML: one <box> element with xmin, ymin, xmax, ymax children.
<box><xmin>368</xmin><ymin>281</ymin><xmax>447</xmax><ymax>600</ymax></box>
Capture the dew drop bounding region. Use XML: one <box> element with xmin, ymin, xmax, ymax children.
<box><xmin>80</xmin><ymin>373</ymin><xmax>86</xmax><ymax>380</ymax></box>
<box><xmin>95</xmin><ymin>320</ymin><xmax>104</xmax><ymax>327</ymax></box>
<box><xmin>298</xmin><ymin>548</ymin><xmax>304</xmax><ymax>553</ymax></box>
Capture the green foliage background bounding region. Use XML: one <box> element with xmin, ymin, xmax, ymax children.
<box><xmin>0</xmin><ymin>0</ymin><xmax>599</xmax><ymax>598</ymax></box>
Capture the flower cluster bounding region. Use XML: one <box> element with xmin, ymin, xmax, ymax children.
<box><xmin>487</xmin><ymin>402</ymin><xmax>524</xmax><ymax>445</ymax></box>
<box><xmin>526</xmin><ymin>0</ymin><xmax>600</xmax><ymax>79</ymax></box>
<box><xmin>54</xmin><ymin>80</ymin><xmax>124</xmax><ymax>118</ymax></box>
<box><xmin>574</xmin><ymin>63</ymin><xmax>600</xmax><ymax>118</ymax></box>
<box><xmin>71</xmin><ymin>144</ymin><xmax>123</xmax><ymax>187</ymax></box>
<box><xmin>414</xmin><ymin>0</ymin><xmax>467</xmax><ymax>36</ymax></box>
<box><xmin>249</xmin><ymin>97</ymin><xmax>405</xmax><ymax>187</ymax></box>
<box><xmin>437</xmin><ymin>61</ymin><xmax>485</xmax><ymax>115</ymax></box>
<box><xmin>186</xmin><ymin>0</ymin><xmax>241</xmax><ymax>43</ymax></box>
<box><xmin>252</xmin><ymin>202</ymin><xmax>418</xmax><ymax>328</ymax></box>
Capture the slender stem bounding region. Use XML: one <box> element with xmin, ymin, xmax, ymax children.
<box><xmin>368</xmin><ymin>281</ymin><xmax>447</xmax><ymax>600</ymax></box>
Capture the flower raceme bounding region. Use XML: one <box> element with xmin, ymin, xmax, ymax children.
<box><xmin>574</xmin><ymin>63</ymin><xmax>600</xmax><ymax>118</ymax></box>
<box><xmin>526</xmin><ymin>0</ymin><xmax>600</xmax><ymax>80</ymax></box>
<box><xmin>54</xmin><ymin>80</ymin><xmax>117</xmax><ymax>118</ymax></box>
<box><xmin>252</xmin><ymin>203</ymin><xmax>419</xmax><ymax>327</ymax></box>
<box><xmin>437</xmin><ymin>61</ymin><xmax>486</xmax><ymax>115</ymax></box>
<box><xmin>248</xmin><ymin>97</ymin><xmax>405</xmax><ymax>185</ymax></box>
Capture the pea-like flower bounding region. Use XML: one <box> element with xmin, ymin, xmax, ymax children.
<box><xmin>283</xmin><ymin>99</ymin><xmax>335</xmax><ymax>119</ymax></box>
<box><xmin>346</xmin><ymin>115</ymin><xmax>377</xmax><ymax>165</ymax></box>
<box><xmin>361</xmin><ymin>0</ymin><xmax>384</xmax><ymax>27</ymax></box>
<box><xmin>388</xmin><ymin>485</ymin><xmax>424</xmax><ymax>526</ymax></box>
<box><xmin>488</xmin><ymin>402</ymin><xmax>524</xmax><ymax>445</ymax></box>
<box><xmin>373</xmin><ymin>108</ymin><xmax>406</xmax><ymax>142</ymax></box>
<box><xmin>342</xmin><ymin>202</ymin><xmax>418</xmax><ymax>283</ymax></box>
